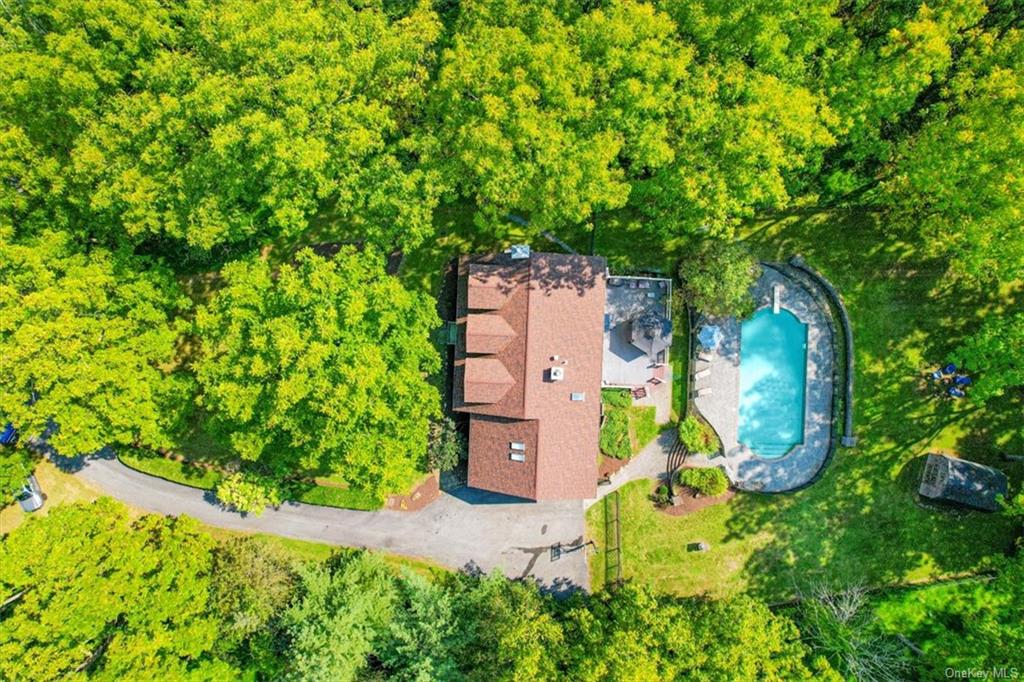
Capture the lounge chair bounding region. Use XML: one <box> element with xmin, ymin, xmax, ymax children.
<box><xmin>697</xmin><ymin>351</ymin><xmax>712</xmax><ymax>363</ymax></box>
<box><xmin>695</xmin><ymin>368</ymin><xmax>711</xmax><ymax>381</ymax></box>
<box><xmin>695</xmin><ymin>387</ymin><xmax>713</xmax><ymax>398</ymax></box>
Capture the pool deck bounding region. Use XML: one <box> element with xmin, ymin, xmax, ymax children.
<box><xmin>693</xmin><ymin>266</ymin><xmax>834</xmax><ymax>492</ymax></box>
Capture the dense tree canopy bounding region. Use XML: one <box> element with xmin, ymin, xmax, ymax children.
<box><xmin>884</xmin><ymin>26</ymin><xmax>1024</xmax><ymax>283</ymax></box>
<box><xmin>194</xmin><ymin>248</ymin><xmax>441</xmax><ymax>495</ymax></box>
<box><xmin>1</xmin><ymin>0</ymin><xmax>442</xmax><ymax>252</ymax></box>
<box><xmin>0</xmin><ymin>229</ymin><xmax>192</xmax><ymax>456</ymax></box>
<box><xmin>0</xmin><ymin>500</ymin><xmax>233</xmax><ymax>680</ymax></box>
<box><xmin>282</xmin><ymin>553</ymin><xmax>398</xmax><ymax>682</ymax></box>
<box><xmin>952</xmin><ymin>312</ymin><xmax>1024</xmax><ymax>402</ymax></box>
<box><xmin>429</xmin><ymin>0</ymin><xmax>836</xmax><ymax>240</ymax></box>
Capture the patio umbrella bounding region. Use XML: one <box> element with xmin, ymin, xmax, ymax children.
<box><xmin>698</xmin><ymin>325</ymin><xmax>723</xmax><ymax>349</ymax></box>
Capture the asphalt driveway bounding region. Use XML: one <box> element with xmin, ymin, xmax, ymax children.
<box><xmin>72</xmin><ymin>455</ymin><xmax>589</xmax><ymax>593</ymax></box>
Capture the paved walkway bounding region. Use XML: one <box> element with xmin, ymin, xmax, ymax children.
<box><xmin>693</xmin><ymin>267</ymin><xmax>834</xmax><ymax>492</ymax></box>
<box><xmin>69</xmin><ymin>454</ymin><xmax>589</xmax><ymax>594</ymax></box>
<box><xmin>584</xmin><ymin>429</ymin><xmax>681</xmax><ymax>509</ymax></box>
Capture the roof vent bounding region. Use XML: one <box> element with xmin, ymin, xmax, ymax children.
<box><xmin>550</xmin><ymin>366</ymin><xmax>565</xmax><ymax>381</ymax></box>
<box><xmin>509</xmin><ymin>244</ymin><xmax>531</xmax><ymax>260</ymax></box>
<box><xmin>570</xmin><ymin>392</ymin><xmax>585</xmax><ymax>402</ymax></box>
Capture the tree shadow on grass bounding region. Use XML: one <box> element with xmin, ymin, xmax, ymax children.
<box><xmin>718</xmin><ymin>209</ymin><xmax>1022</xmax><ymax>600</ymax></box>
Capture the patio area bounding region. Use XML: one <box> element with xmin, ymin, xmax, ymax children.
<box><xmin>692</xmin><ymin>266</ymin><xmax>835</xmax><ymax>492</ymax></box>
<box><xmin>602</xmin><ymin>276</ymin><xmax>673</xmax><ymax>423</ymax></box>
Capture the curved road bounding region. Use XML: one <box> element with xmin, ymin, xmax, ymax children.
<box><xmin>72</xmin><ymin>454</ymin><xmax>590</xmax><ymax>593</ymax></box>
<box><xmin>65</xmin><ymin>431</ymin><xmax>678</xmax><ymax>593</ymax></box>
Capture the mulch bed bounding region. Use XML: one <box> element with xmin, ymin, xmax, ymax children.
<box><xmin>386</xmin><ymin>471</ymin><xmax>440</xmax><ymax>512</ymax></box>
<box><xmin>661</xmin><ymin>484</ymin><xmax>736</xmax><ymax>516</ymax></box>
<box><xmin>599</xmin><ymin>455</ymin><xmax>630</xmax><ymax>479</ymax></box>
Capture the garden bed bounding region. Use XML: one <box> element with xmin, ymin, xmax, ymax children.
<box><xmin>600</xmin><ymin>389</ymin><xmax>660</xmax><ymax>458</ymax></box>
<box><xmin>662</xmin><ymin>484</ymin><xmax>736</xmax><ymax>517</ymax></box>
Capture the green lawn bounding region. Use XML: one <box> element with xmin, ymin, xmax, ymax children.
<box><xmin>587</xmin><ymin>208</ymin><xmax>1023</xmax><ymax>600</ymax></box>
<box><xmin>293</xmin><ymin>483</ymin><xmax>381</xmax><ymax>511</ymax></box>
<box><xmin>202</xmin><ymin>526</ymin><xmax>447</xmax><ymax>576</ymax></box>
<box><xmin>600</xmin><ymin>390</ymin><xmax>660</xmax><ymax>458</ymax></box>
<box><xmin>118</xmin><ymin>452</ymin><xmax>384</xmax><ymax>511</ymax></box>
<box><xmin>670</xmin><ymin>298</ymin><xmax>690</xmax><ymax>421</ymax></box>
<box><xmin>119</xmin><ymin>451</ymin><xmax>223</xmax><ymax>489</ymax></box>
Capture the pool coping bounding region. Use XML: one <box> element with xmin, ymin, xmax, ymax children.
<box><xmin>692</xmin><ymin>265</ymin><xmax>835</xmax><ymax>492</ymax></box>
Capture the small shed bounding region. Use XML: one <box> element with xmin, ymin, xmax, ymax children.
<box><xmin>630</xmin><ymin>310</ymin><xmax>672</xmax><ymax>361</ymax></box>
<box><xmin>919</xmin><ymin>454</ymin><xmax>1009</xmax><ymax>512</ymax></box>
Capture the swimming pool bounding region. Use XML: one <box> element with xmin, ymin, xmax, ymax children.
<box><xmin>738</xmin><ymin>307</ymin><xmax>808</xmax><ymax>458</ymax></box>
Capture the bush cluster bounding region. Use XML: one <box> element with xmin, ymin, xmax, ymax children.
<box><xmin>677</xmin><ymin>467</ymin><xmax>729</xmax><ymax>497</ymax></box>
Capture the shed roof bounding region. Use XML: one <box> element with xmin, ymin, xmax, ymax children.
<box><xmin>919</xmin><ymin>453</ymin><xmax>1009</xmax><ymax>512</ymax></box>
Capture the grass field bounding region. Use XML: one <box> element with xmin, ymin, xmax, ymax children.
<box><xmin>587</xmin><ymin>208</ymin><xmax>1023</xmax><ymax>600</ymax></box>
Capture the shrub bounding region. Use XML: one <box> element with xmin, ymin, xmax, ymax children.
<box><xmin>602</xmin><ymin>389</ymin><xmax>633</xmax><ymax>409</ymax></box>
<box><xmin>216</xmin><ymin>472</ymin><xmax>283</xmax><ymax>516</ymax></box>
<box><xmin>599</xmin><ymin>410</ymin><xmax>631</xmax><ymax>459</ymax></box>
<box><xmin>677</xmin><ymin>415</ymin><xmax>718</xmax><ymax>453</ymax></box>
<box><xmin>651</xmin><ymin>484</ymin><xmax>672</xmax><ymax>508</ymax></box>
<box><xmin>427</xmin><ymin>417</ymin><xmax>466</xmax><ymax>472</ymax></box>
<box><xmin>677</xmin><ymin>467</ymin><xmax>729</xmax><ymax>497</ymax></box>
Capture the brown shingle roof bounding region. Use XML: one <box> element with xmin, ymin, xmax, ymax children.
<box><xmin>454</xmin><ymin>251</ymin><xmax>606</xmax><ymax>500</ymax></box>
<box><xmin>463</xmin><ymin>357</ymin><xmax>515</xmax><ymax>404</ymax></box>
<box><xmin>466</xmin><ymin>263</ymin><xmax>515</xmax><ymax>310</ymax></box>
<box><xmin>465</xmin><ymin>314</ymin><xmax>516</xmax><ymax>354</ymax></box>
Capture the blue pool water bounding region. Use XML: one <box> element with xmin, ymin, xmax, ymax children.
<box><xmin>738</xmin><ymin>308</ymin><xmax>808</xmax><ymax>458</ymax></box>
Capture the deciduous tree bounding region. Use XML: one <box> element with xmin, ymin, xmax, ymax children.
<box><xmin>281</xmin><ymin>552</ymin><xmax>398</xmax><ymax>682</ymax></box>
<box><xmin>0</xmin><ymin>499</ymin><xmax>234</xmax><ymax>680</ymax></box>
<box><xmin>449</xmin><ymin>572</ymin><xmax>563</xmax><ymax>682</ymax></box>
<box><xmin>0</xmin><ymin>229</ymin><xmax>193</xmax><ymax>456</ymax></box>
<box><xmin>678</xmin><ymin>239</ymin><xmax>761</xmax><ymax>317</ymax></box>
<box><xmin>951</xmin><ymin>312</ymin><xmax>1024</xmax><ymax>403</ymax></box>
<box><xmin>883</xmin><ymin>26</ymin><xmax>1024</xmax><ymax>283</ymax></box>
<box><xmin>194</xmin><ymin>248</ymin><xmax>441</xmax><ymax>495</ymax></box>
<box><xmin>1</xmin><ymin>0</ymin><xmax>443</xmax><ymax>252</ymax></box>
<box><xmin>210</xmin><ymin>536</ymin><xmax>297</xmax><ymax>673</ymax></box>
<box><xmin>380</xmin><ymin>571</ymin><xmax>462</xmax><ymax>681</ymax></box>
